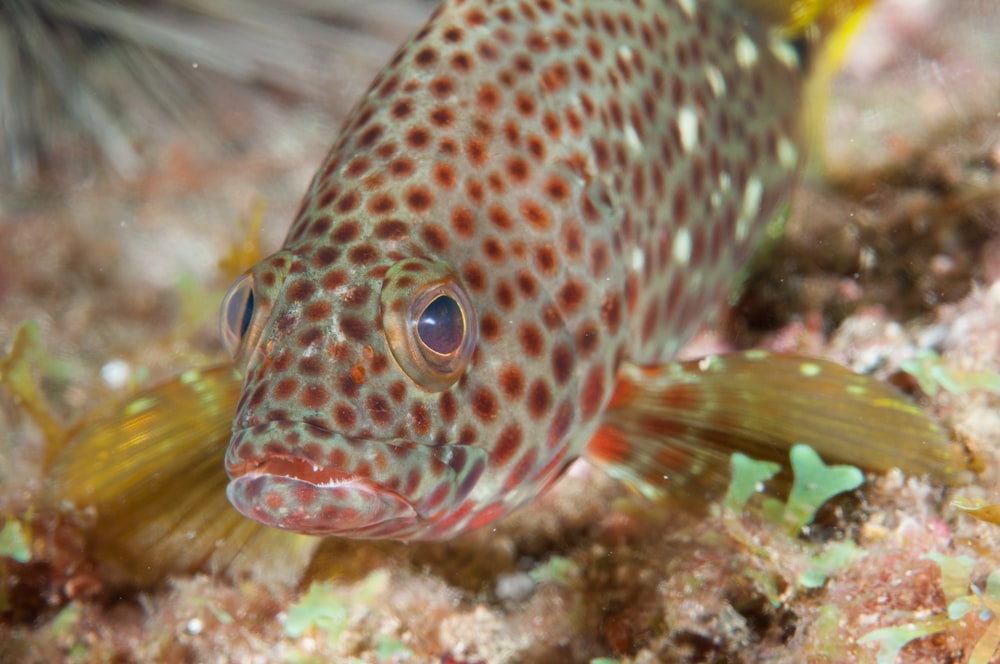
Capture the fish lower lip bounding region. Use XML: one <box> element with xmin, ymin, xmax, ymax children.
<box><xmin>225</xmin><ymin>451</ymin><xmax>420</xmax><ymax>537</ymax></box>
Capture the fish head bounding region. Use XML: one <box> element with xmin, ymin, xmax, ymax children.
<box><xmin>218</xmin><ymin>193</ymin><xmax>593</xmax><ymax>538</ymax></box>
<box><xmin>220</xmin><ymin>236</ymin><xmax>477</xmax><ymax>538</ymax></box>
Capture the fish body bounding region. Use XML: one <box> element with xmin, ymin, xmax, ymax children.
<box><xmin>221</xmin><ymin>0</ymin><xmax>833</xmax><ymax>539</ymax></box>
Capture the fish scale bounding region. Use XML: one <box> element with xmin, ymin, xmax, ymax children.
<box><xmin>221</xmin><ymin>0</ymin><xmax>805</xmax><ymax>538</ymax></box>
<box><xmin>44</xmin><ymin>0</ymin><xmax>964</xmax><ymax>572</ymax></box>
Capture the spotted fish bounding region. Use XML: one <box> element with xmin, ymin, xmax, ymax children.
<box><xmin>47</xmin><ymin>0</ymin><xmax>964</xmax><ymax>575</ymax></box>
<box><xmin>215</xmin><ymin>0</ymin><xmax>962</xmax><ymax>538</ymax></box>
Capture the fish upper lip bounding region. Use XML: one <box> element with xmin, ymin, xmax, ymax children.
<box><xmin>226</xmin><ymin>419</ymin><xmax>425</xmax><ymax>481</ymax></box>
<box><xmin>227</xmin><ymin>453</ymin><xmax>357</xmax><ymax>486</ymax></box>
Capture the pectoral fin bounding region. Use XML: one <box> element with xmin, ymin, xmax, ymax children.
<box><xmin>48</xmin><ymin>365</ymin><xmax>316</xmax><ymax>586</ymax></box>
<box><xmin>587</xmin><ymin>351</ymin><xmax>967</xmax><ymax>503</ymax></box>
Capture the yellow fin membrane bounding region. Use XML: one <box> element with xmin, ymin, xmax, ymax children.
<box><xmin>47</xmin><ymin>365</ymin><xmax>317</xmax><ymax>586</ymax></box>
<box><xmin>588</xmin><ymin>351</ymin><xmax>967</xmax><ymax>503</ymax></box>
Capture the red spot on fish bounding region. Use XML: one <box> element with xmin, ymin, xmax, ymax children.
<box><xmin>335</xmin><ymin>404</ymin><xmax>356</xmax><ymax>428</ymax></box>
<box><xmin>521</xmin><ymin>199</ymin><xmax>551</xmax><ymax>230</ymax></box>
<box><xmin>502</xmin><ymin>450</ymin><xmax>538</xmax><ymax>492</ymax></box>
<box><xmin>367</xmin><ymin>394</ymin><xmax>392</xmax><ymax>426</ymax></box>
<box><xmin>479</xmin><ymin>312</ymin><xmax>500</xmax><ymax>341</ymax></box>
<box><xmin>321</xmin><ymin>269</ymin><xmax>348</xmax><ymax>290</ymax></box>
<box><xmin>433</xmin><ymin>163</ymin><xmax>457</xmax><ymax>189</ymax></box>
<box><xmin>493</xmin><ymin>424</ymin><xmax>522</xmax><ymax>466</ymax></box>
<box><xmin>274</xmin><ymin>378</ymin><xmax>298</xmax><ymax>401</ymax></box>
<box><xmin>499</xmin><ymin>366</ymin><xmax>524</xmax><ymax>399</ymax></box>
<box><xmin>334</xmin><ymin>191</ymin><xmax>360</xmax><ymax>214</ymax></box>
<box><xmin>558</xmin><ymin>279</ymin><xmax>586</xmax><ymax>313</ymax></box>
<box><xmin>368</xmin><ymin>193</ymin><xmax>396</xmax><ymax>215</ymax></box>
<box><xmin>518</xmin><ymin>323</ymin><xmax>545</xmax><ymax>358</ymax></box>
<box><xmin>302</xmin><ymin>385</ymin><xmax>330</xmax><ymax>409</ymax></box>
<box><xmin>546</xmin><ymin>401</ymin><xmax>574</xmax><ymax>449</ymax></box>
<box><xmin>465</xmin><ymin>138</ymin><xmax>488</xmax><ymax>167</ymax></box>
<box><xmin>411</xmin><ymin>402</ymin><xmax>431</xmax><ymax>437</ymax></box>
<box><xmin>580</xmin><ymin>366</ymin><xmax>606</xmax><ymax>421</ymax></box>
<box><xmin>331</xmin><ymin>221</ymin><xmax>360</xmax><ymax>245</ymax></box>
<box><xmin>347</xmin><ymin>244</ymin><xmax>379</xmax><ymax>265</ymax></box>
<box><xmin>265</xmin><ymin>492</ymin><xmax>285</xmax><ymax>511</ymax></box>
<box><xmin>550</xmin><ymin>343</ymin><xmax>573</xmax><ymax>385</ymax></box>
<box><xmin>422</xmin><ymin>482</ymin><xmax>452</xmax><ymax>512</ymax></box>
<box><xmin>471</xmin><ymin>387</ymin><xmax>498</xmax><ymax>422</ymax></box>
<box><xmin>527</xmin><ymin>379</ymin><xmax>552</xmax><ymax>418</ymax></box>
<box><xmin>406</xmin><ymin>126</ymin><xmax>431</xmax><ymax>150</ymax></box>
<box><xmin>305</xmin><ymin>301</ymin><xmax>332</xmax><ymax>322</ymax></box>
<box><xmin>465</xmin><ymin>502</ymin><xmax>505</xmax><ymax>531</ymax></box>
<box><xmin>312</xmin><ymin>246</ymin><xmax>340</xmax><ymax>268</ymax></box>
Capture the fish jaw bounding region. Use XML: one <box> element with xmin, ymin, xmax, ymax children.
<box><xmin>225</xmin><ymin>421</ymin><xmax>487</xmax><ymax>538</ymax></box>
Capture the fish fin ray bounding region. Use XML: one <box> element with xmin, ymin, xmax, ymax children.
<box><xmin>48</xmin><ymin>365</ymin><xmax>315</xmax><ymax>586</ymax></box>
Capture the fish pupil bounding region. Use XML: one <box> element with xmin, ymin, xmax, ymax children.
<box><xmin>239</xmin><ymin>290</ymin><xmax>254</xmax><ymax>339</ymax></box>
<box><xmin>417</xmin><ymin>295</ymin><xmax>463</xmax><ymax>355</ymax></box>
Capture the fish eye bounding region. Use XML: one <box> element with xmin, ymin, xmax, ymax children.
<box><xmin>381</xmin><ymin>258</ymin><xmax>477</xmax><ymax>391</ymax></box>
<box><xmin>220</xmin><ymin>272</ymin><xmax>256</xmax><ymax>359</ymax></box>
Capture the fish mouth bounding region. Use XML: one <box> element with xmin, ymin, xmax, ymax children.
<box><xmin>225</xmin><ymin>420</ymin><xmax>484</xmax><ymax>538</ymax></box>
<box><xmin>226</xmin><ymin>458</ymin><xmax>419</xmax><ymax>537</ymax></box>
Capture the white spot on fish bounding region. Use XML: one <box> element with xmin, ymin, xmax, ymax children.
<box><xmin>624</xmin><ymin>124</ymin><xmax>642</xmax><ymax>154</ymax></box>
<box><xmin>630</xmin><ymin>246</ymin><xmax>645</xmax><ymax>272</ymax></box>
<box><xmin>735</xmin><ymin>33</ymin><xmax>759</xmax><ymax>69</ymax></box>
<box><xmin>617</xmin><ymin>44</ymin><xmax>633</xmax><ymax>62</ymax></box>
<box><xmin>719</xmin><ymin>171</ymin><xmax>731</xmax><ymax>193</ymax></box>
<box><xmin>778</xmin><ymin>136</ymin><xmax>798</xmax><ymax>170</ymax></box>
<box><xmin>677</xmin><ymin>106</ymin><xmax>698</xmax><ymax>153</ymax></box>
<box><xmin>743</xmin><ymin>176</ymin><xmax>763</xmax><ymax>220</ymax></box>
<box><xmin>736</xmin><ymin>176</ymin><xmax>763</xmax><ymax>241</ymax></box>
<box><xmin>677</xmin><ymin>0</ymin><xmax>695</xmax><ymax>19</ymax></box>
<box><xmin>705</xmin><ymin>65</ymin><xmax>726</xmax><ymax>97</ymax></box>
<box><xmin>672</xmin><ymin>227</ymin><xmax>691</xmax><ymax>265</ymax></box>
<box><xmin>770</xmin><ymin>37</ymin><xmax>801</xmax><ymax>70</ymax></box>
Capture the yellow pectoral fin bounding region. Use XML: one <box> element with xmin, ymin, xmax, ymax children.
<box><xmin>48</xmin><ymin>365</ymin><xmax>316</xmax><ymax>586</ymax></box>
<box><xmin>587</xmin><ymin>351</ymin><xmax>968</xmax><ymax>504</ymax></box>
